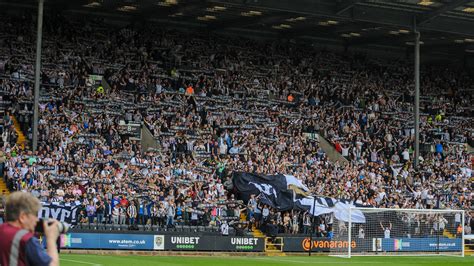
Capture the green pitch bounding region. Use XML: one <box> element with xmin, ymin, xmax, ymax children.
<box><xmin>60</xmin><ymin>254</ymin><xmax>473</xmax><ymax>266</ymax></box>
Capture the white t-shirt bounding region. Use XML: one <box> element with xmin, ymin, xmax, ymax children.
<box><xmin>384</xmin><ymin>228</ymin><xmax>391</xmax><ymax>239</ymax></box>
<box><xmin>342</xmin><ymin>147</ymin><xmax>349</xmax><ymax>157</ymax></box>
<box><xmin>375</xmin><ymin>191</ymin><xmax>386</xmax><ymax>204</ymax></box>
<box><xmin>402</xmin><ymin>150</ymin><xmax>409</xmax><ymax>160</ymax></box>
<box><xmin>455</xmin><ymin>213</ymin><xmax>461</xmax><ymax>223</ymax></box>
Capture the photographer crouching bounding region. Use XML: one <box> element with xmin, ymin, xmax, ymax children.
<box><xmin>0</xmin><ymin>192</ymin><xmax>61</xmax><ymax>266</ymax></box>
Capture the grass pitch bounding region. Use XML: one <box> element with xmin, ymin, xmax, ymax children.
<box><xmin>60</xmin><ymin>253</ymin><xmax>473</xmax><ymax>266</ymax></box>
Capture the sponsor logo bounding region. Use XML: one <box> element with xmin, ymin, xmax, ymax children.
<box><xmin>429</xmin><ymin>243</ymin><xmax>456</xmax><ymax>249</ymax></box>
<box><xmin>231</xmin><ymin>238</ymin><xmax>259</xmax><ymax>250</ymax></box>
<box><xmin>108</xmin><ymin>239</ymin><xmax>146</xmax><ymax>246</ymax></box>
<box><xmin>301</xmin><ymin>238</ymin><xmax>356</xmax><ymax>251</ymax></box>
<box><xmin>61</xmin><ymin>234</ymin><xmax>82</xmax><ymax>247</ymax></box>
<box><xmin>154</xmin><ymin>235</ymin><xmax>164</xmax><ymax>250</ymax></box>
<box><xmin>394</xmin><ymin>239</ymin><xmax>402</xmax><ymax>251</ymax></box>
<box><xmin>235</xmin><ymin>245</ymin><xmax>256</xmax><ymax>250</ymax></box>
<box><xmin>171</xmin><ymin>237</ymin><xmax>200</xmax><ymax>245</ymax></box>
<box><xmin>61</xmin><ymin>234</ymin><xmax>71</xmax><ymax>247</ymax></box>
<box><xmin>231</xmin><ymin>238</ymin><xmax>259</xmax><ymax>246</ymax></box>
<box><xmin>394</xmin><ymin>239</ymin><xmax>410</xmax><ymax>251</ymax></box>
<box><xmin>176</xmin><ymin>244</ymin><xmax>195</xmax><ymax>249</ymax></box>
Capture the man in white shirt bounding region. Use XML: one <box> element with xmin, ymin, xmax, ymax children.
<box><xmin>380</xmin><ymin>222</ymin><xmax>392</xmax><ymax>239</ymax></box>
<box><xmin>454</xmin><ymin>212</ymin><xmax>461</xmax><ymax>228</ymax></box>
<box><xmin>401</xmin><ymin>148</ymin><xmax>410</xmax><ymax>162</ymax></box>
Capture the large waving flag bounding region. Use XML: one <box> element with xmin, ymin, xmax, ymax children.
<box><xmin>232</xmin><ymin>172</ymin><xmax>366</xmax><ymax>223</ymax></box>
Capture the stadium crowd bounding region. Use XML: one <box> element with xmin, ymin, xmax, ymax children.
<box><xmin>0</xmin><ymin>14</ymin><xmax>472</xmax><ymax>237</ymax></box>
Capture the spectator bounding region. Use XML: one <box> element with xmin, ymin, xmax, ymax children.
<box><xmin>127</xmin><ymin>202</ymin><xmax>137</xmax><ymax>226</ymax></box>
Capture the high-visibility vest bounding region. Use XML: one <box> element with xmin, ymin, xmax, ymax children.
<box><xmin>97</xmin><ymin>86</ymin><xmax>104</xmax><ymax>94</ymax></box>
<box><xmin>186</xmin><ymin>86</ymin><xmax>194</xmax><ymax>95</ymax></box>
<box><xmin>287</xmin><ymin>94</ymin><xmax>294</xmax><ymax>102</ymax></box>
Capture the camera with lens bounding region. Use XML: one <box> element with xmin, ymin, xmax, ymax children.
<box><xmin>35</xmin><ymin>218</ymin><xmax>69</xmax><ymax>235</ymax></box>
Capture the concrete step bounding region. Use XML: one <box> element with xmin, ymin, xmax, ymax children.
<box><xmin>10</xmin><ymin>115</ymin><xmax>27</xmax><ymax>149</ymax></box>
<box><xmin>315</xmin><ymin>133</ymin><xmax>349</xmax><ymax>167</ymax></box>
<box><xmin>0</xmin><ymin>177</ymin><xmax>10</xmax><ymax>195</ymax></box>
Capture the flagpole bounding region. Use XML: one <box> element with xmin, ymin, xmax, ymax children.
<box><xmin>309</xmin><ymin>195</ymin><xmax>316</xmax><ymax>256</ymax></box>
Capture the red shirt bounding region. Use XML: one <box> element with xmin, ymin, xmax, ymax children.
<box><xmin>120</xmin><ymin>198</ymin><xmax>129</xmax><ymax>207</ymax></box>
<box><xmin>0</xmin><ymin>223</ymin><xmax>35</xmax><ymax>266</ymax></box>
<box><xmin>335</xmin><ymin>142</ymin><xmax>342</xmax><ymax>153</ymax></box>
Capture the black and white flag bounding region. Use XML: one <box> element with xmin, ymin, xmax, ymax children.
<box><xmin>233</xmin><ymin>172</ymin><xmax>294</xmax><ymax>211</ymax></box>
<box><xmin>294</xmin><ymin>196</ymin><xmax>366</xmax><ymax>223</ymax></box>
<box><xmin>39</xmin><ymin>202</ymin><xmax>81</xmax><ymax>225</ymax></box>
<box><xmin>233</xmin><ymin>172</ymin><xmax>366</xmax><ymax>223</ymax></box>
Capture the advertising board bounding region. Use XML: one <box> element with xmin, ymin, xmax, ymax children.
<box><xmin>61</xmin><ymin>233</ymin><xmax>263</xmax><ymax>251</ymax></box>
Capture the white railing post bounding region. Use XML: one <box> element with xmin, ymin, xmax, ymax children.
<box><xmin>461</xmin><ymin>210</ymin><xmax>465</xmax><ymax>257</ymax></box>
<box><xmin>348</xmin><ymin>206</ymin><xmax>352</xmax><ymax>258</ymax></box>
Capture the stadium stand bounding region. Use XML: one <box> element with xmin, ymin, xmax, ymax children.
<box><xmin>0</xmin><ymin>13</ymin><xmax>472</xmax><ymax>241</ymax></box>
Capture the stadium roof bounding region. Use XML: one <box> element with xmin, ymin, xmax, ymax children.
<box><xmin>3</xmin><ymin>0</ymin><xmax>474</xmax><ymax>57</ymax></box>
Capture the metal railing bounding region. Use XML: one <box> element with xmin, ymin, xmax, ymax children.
<box><xmin>265</xmin><ymin>237</ymin><xmax>284</xmax><ymax>252</ymax></box>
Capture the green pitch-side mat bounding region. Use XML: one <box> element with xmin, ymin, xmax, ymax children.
<box><xmin>60</xmin><ymin>254</ymin><xmax>473</xmax><ymax>266</ymax></box>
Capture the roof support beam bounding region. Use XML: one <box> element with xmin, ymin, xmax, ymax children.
<box><xmin>137</xmin><ymin>0</ymin><xmax>207</xmax><ymax>22</ymax></box>
<box><xmin>208</xmin><ymin>12</ymin><xmax>289</xmax><ymax>30</ymax></box>
<box><xmin>209</xmin><ymin>0</ymin><xmax>474</xmax><ymax>36</ymax></box>
<box><xmin>335</xmin><ymin>0</ymin><xmax>358</xmax><ymax>15</ymax></box>
<box><xmin>417</xmin><ymin>0</ymin><xmax>471</xmax><ymax>25</ymax></box>
<box><xmin>347</xmin><ymin>33</ymin><xmax>415</xmax><ymax>47</ymax></box>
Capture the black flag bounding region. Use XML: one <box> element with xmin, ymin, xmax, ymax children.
<box><xmin>232</xmin><ymin>172</ymin><xmax>294</xmax><ymax>211</ymax></box>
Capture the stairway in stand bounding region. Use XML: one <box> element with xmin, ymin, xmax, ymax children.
<box><xmin>0</xmin><ymin>115</ymin><xmax>27</xmax><ymax>196</ymax></box>
<box><xmin>240</xmin><ymin>213</ymin><xmax>285</xmax><ymax>256</ymax></box>
<box><xmin>0</xmin><ymin>178</ymin><xmax>9</xmax><ymax>196</ymax></box>
<box><xmin>10</xmin><ymin>115</ymin><xmax>27</xmax><ymax>150</ymax></box>
<box><xmin>465</xmin><ymin>244</ymin><xmax>474</xmax><ymax>256</ymax></box>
